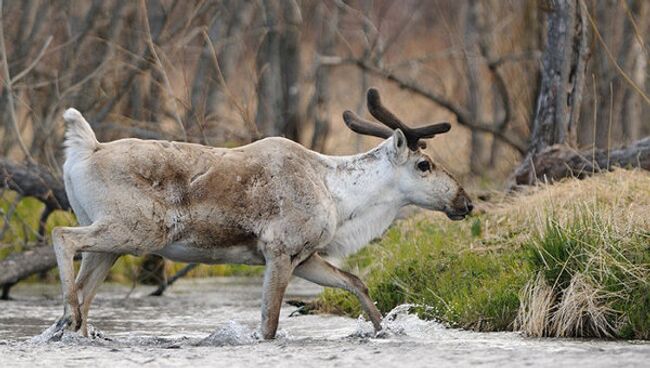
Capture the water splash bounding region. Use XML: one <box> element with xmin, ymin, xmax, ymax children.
<box><xmin>349</xmin><ymin>304</ymin><xmax>448</xmax><ymax>339</ymax></box>
<box><xmin>30</xmin><ymin>320</ymin><xmax>67</xmax><ymax>344</ymax></box>
<box><xmin>30</xmin><ymin>318</ymin><xmax>293</xmax><ymax>349</ymax></box>
<box><xmin>197</xmin><ymin>321</ymin><xmax>258</xmax><ymax>346</ymax></box>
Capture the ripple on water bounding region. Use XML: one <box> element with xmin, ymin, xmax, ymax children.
<box><xmin>5</xmin><ymin>281</ymin><xmax>650</xmax><ymax>368</ymax></box>
<box><xmin>29</xmin><ymin>319</ymin><xmax>295</xmax><ymax>349</ymax></box>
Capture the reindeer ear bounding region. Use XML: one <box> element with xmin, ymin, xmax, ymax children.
<box><xmin>390</xmin><ymin>129</ymin><xmax>409</xmax><ymax>164</ymax></box>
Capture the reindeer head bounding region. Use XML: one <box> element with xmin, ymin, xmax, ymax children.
<box><xmin>343</xmin><ymin>88</ymin><xmax>473</xmax><ymax>220</ymax></box>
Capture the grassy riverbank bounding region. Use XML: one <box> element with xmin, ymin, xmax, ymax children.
<box><xmin>316</xmin><ymin>170</ymin><xmax>650</xmax><ymax>339</ymax></box>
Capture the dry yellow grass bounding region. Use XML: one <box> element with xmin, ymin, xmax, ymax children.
<box><xmin>466</xmin><ymin>169</ymin><xmax>650</xmax><ymax>249</ymax></box>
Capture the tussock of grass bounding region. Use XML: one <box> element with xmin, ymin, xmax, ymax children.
<box><xmin>316</xmin><ymin>169</ymin><xmax>650</xmax><ymax>339</ymax></box>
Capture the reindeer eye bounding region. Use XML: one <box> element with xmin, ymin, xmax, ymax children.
<box><xmin>417</xmin><ymin>161</ymin><xmax>431</xmax><ymax>172</ymax></box>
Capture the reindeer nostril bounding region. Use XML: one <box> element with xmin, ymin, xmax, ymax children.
<box><xmin>466</xmin><ymin>201</ymin><xmax>474</xmax><ymax>213</ymax></box>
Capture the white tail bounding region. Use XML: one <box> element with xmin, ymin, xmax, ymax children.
<box><xmin>63</xmin><ymin>108</ymin><xmax>99</xmax><ymax>159</ymax></box>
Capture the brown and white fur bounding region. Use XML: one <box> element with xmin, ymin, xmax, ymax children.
<box><xmin>52</xmin><ymin>108</ymin><xmax>472</xmax><ymax>339</ymax></box>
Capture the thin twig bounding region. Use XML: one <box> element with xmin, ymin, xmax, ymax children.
<box><xmin>342</xmin><ymin>58</ymin><xmax>528</xmax><ymax>153</ymax></box>
<box><xmin>607</xmin><ymin>83</ymin><xmax>613</xmax><ymax>169</ymax></box>
<box><xmin>582</xmin><ymin>0</ymin><xmax>650</xmax><ymax>106</ymax></box>
<box><xmin>591</xmin><ymin>74</ymin><xmax>597</xmax><ymax>175</ymax></box>
<box><xmin>11</xmin><ymin>36</ymin><xmax>53</xmax><ymax>84</ymax></box>
<box><xmin>0</xmin><ymin>0</ymin><xmax>34</xmax><ymax>163</ymax></box>
<box><xmin>140</xmin><ymin>0</ymin><xmax>187</xmax><ymax>141</ymax></box>
<box><xmin>201</xmin><ymin>29</ymin><xmax>259</xmax><ymax>139</ymax></box>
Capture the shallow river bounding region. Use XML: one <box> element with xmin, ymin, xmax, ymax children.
<box><xmin>0</xmin><ymin>277</ymin><xmax>648</xmax><ymax>367</ymax></box>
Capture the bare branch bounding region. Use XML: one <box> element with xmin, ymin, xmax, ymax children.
<box><xmin>0</xmin><ymin>158</ymin><xmax>70</xmax><ymax>211</ymax></box>
<box><xmin>0</xmin><ymin>0</ymin><xmax>34</xmax><ymax>163</ymax></box>
<box><xmin>346</xmin><ymin>59</ymin><xmax>528</xmax><ymax>153</ymax></box>
<box><xmin>513</xmin><ymin>136</ymin><xmax>650</xmax><ymax>186</ymax></box>
<box><xmin>10</xmin><ymin>35</ymin><xmax>52</xmax><ymax>84</ymax></box>
<box><xmin>140</xmin><ymin>0</ymin><xmax>186</xmax><ymax>141</ymax></box>
<box><xmin>582</xmin><ymin>0</ymin><xmax>650</xmax><ymax>106</ymax></box>
<box><xmin>0</xmin><ymin>244</ymin><xmax>57</xmax><ymax>286</ymax></box>
<box><xmin>201</xmin><ymin>30</ymin><xmax>259</xmax><ymax>140</ymax></box>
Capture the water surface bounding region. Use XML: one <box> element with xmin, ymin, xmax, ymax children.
<box><xmin>1</xmin><ymin>278</ymin><xmax>648</xmax><ymax>367</ymax></box>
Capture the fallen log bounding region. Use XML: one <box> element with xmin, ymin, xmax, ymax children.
<box><xmin>0</xmin><ymin>245</ymin><xmax>57</xmax><ymax>298</ymax></box>
<box><xmin>514</xmin><ymin>136</ymin><xmax>650</xmax><ymax>185</ymax></box>
<box><xmin>0</xmin><ymin>159</ymin><xmax>187</xmax><ymax>298</ymax></box>
<box><xmin>0</xmin><ymin>158</ymin><xmax>69</xmax><ymax>298</ymax></box>
<box><xmin>0</xmin><ymin>158</ymin><xmax>70</xmax><ymax>211</ymax></box>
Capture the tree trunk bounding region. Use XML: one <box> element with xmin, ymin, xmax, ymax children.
<box><xmin>592</xmin><ymin>1</ymin><xmax>625</xmax><ymax>149</ymax></box>
<box><xmin>308</xmin><ymin>2</ymin><xmax>338</xmax><ymax>152</ymax></box>
<box><xmin>187</xmin><ymin>0</ymin><xmax>255</xmax><ymax>138</ymax></box>
<box><xmin>513</xmin><ymin>0</ymin><xmax>589</xmax><ymax>185</ymax></box>
<box><xmin>255</xmin><ymin>0</ymin><xmax>302</xmax><ymax>140</ymax></box>
<box><xmin>579</xmin><ymin>0</ymin><xmax>649</xmax><ymax>148</ymax></box>
<box><xmin>621</xmin><ymin>0</ymin><xmax>648</xmax><ymax>144</ymax></box>
<box><xmin>465</xmin><ymin>0</ymin><xmax>488</xmax><ymax>174</ymax></box>
<box><xmin>514</xmin><ymin>136</ymin><xmax>650</xmax><ymax>184</ymax></box>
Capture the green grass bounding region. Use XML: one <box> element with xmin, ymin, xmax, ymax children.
<box><xmin>317</xmin><ymin>214</ymin><xmax>531</xmax><ymax>331</ymax></box>
<box><xmin>316</xmin><ymin>170</ymin><xmax>650</xmax><ymax>339</ymax></box>
<box><xmin>522</xmin><ymin>209</ymin><xmax>650</xmax><ymax>339</ymax></box>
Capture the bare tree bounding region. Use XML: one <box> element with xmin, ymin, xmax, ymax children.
<box><xmin>307</xmin><ymin>2</ymin><xmax>339</xmax><ymax>152</ymax></box>
<box><xmin>579</xmin><ymin>0</ymin><xmax>649</xmax><ymax>148</ymax></box>
<box><xmin>620</xmin><ymin>0</ymin><xmax>649</xmax><ymax>143</ymax></box>
<box><xmin>255</xmin><ymin>0</ymin><xmax>302</xmax><ymax>140</ymax></box>
<box><xmin>464</xmin><ymin>0</ymin><xmax>490</xmax><ymax>174</ymax></box>
<box><xmin>513</xmin><ymin>0</ymin><xmax>589</xmax><ymax>185</ymax></box>
<box><xmin>186</xmin><ymin>0</ymin><xmax>255</xmax><ymax>141</ymax></box>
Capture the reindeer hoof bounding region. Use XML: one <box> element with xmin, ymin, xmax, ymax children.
<box><xmin>72</xmin><ymin>318</ymin><xmax>82</xmax><ymax>332</ymax></box>
<box><xmin>55</xmin><ymin>316</ymin><xmax>72</xmax><ymax>331</ymax></box>
<box><xmin>31</xmin><ymin>316</ymin><xmax>70</xmax><ymax>343</ymax></box>
<box><xmin>375</xmin><ymin>329</ymin><xmax>389</xmax><ymax>339</ymax></box>
<box><xmin>69</xmin><ymin>304</ymin><xmax>83</xmax><ymax>332</ymax></box>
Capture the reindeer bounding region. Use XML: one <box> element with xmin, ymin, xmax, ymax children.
<box><xmin>52</xmin><ymin>88</ymin><xmax>472</xmax><ymax>340</ymax></box>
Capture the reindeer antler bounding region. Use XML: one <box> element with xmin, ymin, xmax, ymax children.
<box><xmin>343</xmin><ymin>88</ymin><xmax>451</xmax><ymax>150</ymax></box>
<box><xmin>342</xmin><ymin>111</ymin><xmax>393</xmax><ymax>139</ymax></box>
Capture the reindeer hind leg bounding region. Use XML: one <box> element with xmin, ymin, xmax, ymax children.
<box><xmin>74</xmin><ymin>252</ymin><xmax>120</xmax><ymax>336</ymax></box>
<box><xmin>52</xmin><ymin>221</ymin><xmax>139</xmax><ymax>333</ymax></box>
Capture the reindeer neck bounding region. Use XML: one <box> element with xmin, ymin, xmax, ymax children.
<box><xmin>321</xmin><ymin>144</ymin><xmax>407</xmax><ymax>257</ymax></box>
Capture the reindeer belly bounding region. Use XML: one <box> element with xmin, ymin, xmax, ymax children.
<box><xmin>155</xmin><ymin>241</ymin><xmax>264</xmax><ymax>265</ymax></box>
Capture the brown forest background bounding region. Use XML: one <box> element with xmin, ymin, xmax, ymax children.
<box><xmin>0</xmin><ymin>0</ymin><xmax>649</xmax><ymax>296</ymax></box>
<box><xmin>1</xmin><ymin>0</ymin><xmax>647</xmax><ymax>186</ymax></box>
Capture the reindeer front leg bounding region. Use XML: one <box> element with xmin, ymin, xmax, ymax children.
<box><xmin>294</xmin><ymin>253</ymin><xmax>383</xmax><ymax>332</ymax></box>
<box><xmin>260</xmin><ymin>251</ymin><xmax>293</xmax><ymax>339</ymax></box>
